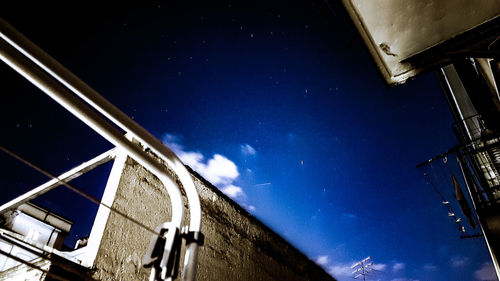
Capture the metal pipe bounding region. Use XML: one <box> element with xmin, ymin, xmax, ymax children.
<box><xmin>0</xmin><ymin>148</ymin><xmax>116</xmax><ymax>214</ymax></box>
<box><xmin>0</xmin><ymin>36</ymin><xmax>184</xmax><ymax>230</ymax></box>
<box><xmin>0</xmin><ymin>19</ymin><xmax>202</xmax><ymax>280</ymax></box>
<box><xmin>183</xmin><ymin>243</ymin><xmax>200</xmax><ymax>280</ymax></box>
<box><xmin>0</xmin><ymin>18</ymin><xmax>202</xmax><ymax>234</ymax></box>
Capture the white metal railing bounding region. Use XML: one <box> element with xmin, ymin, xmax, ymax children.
<box><xmin>0</xmin><ymin>18</ymin><xmax>202</xmax><ymax>281</ymax></box>
<box><xmin>0</xmin><ymin>149</ymin><xmax>116</xmax><ymax>214</ymax></box>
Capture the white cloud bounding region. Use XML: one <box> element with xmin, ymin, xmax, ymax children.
<box><xmin>392</xmin><ymin>262</ymin><xmax>405</xmax><ymax>272</ymax></box>
<box><xmin>328</xmin><ymin>264</ymin><xmax>352</xmax><ymax>277</ymax></box>
<box><xmin>423</xmin><ymin>263</ymin><xmax>438</xmax><ymax>272</ymax></box>
<box><xmin>239</xmin><ymin>202</ymin><xmax>256</xmax><ymax>212</ymax></box>
<box><xmin>221</xmin><ymin>184</ymin><xmax>245</xmax><ymax>199</ymax></box>
<box><xmin>180</xmin><ymin>152</ymin><xmax>239</xmax><ymax>186</ymax></box>
<box><xmin>315</xmin><ymin>255</ymin><xmax>330</xmax><ymax>266</ymax></box>
<box><xmin>450</xmin><ymin>256</ymin><xmax>469</xmax><ymax>268</ymax></box>
<box><xmin>474</xmin><ymin>262</ymin><xmax>497</xmax><ymax>281</ymax></box>
<box><xmin>341</xmin><ymin>213</ymin><xmax>357</xmax><ymax>219</ymax></box>
<box><xmin>240</xmin><ymin>143</ymin><xmax>256</xmax><ymax>156</ymax></box>
<box><xmin>162</xmin><ymin>133</ymin><xmax>184</xmax><ymax>154</ymax></box>
<box><xmin>373</xmin><ymin>263</ymin><xmax>387</xmax><ymax>271</ymax></box>
<box><xmin>162</xmin><ymin>133</ymin><xmax>244</xmax><ymax>199</ymax></box>
<box><xmin>178</xmin><ymin>151</ymin><xmax>205</xmax><ymax>171</ymax></box>
<box><xmin>203</xmin><ymin>154</ymin><xmax>239</xmax><ymax>185</ymax></box>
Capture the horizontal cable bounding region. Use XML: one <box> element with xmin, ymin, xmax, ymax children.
<box><xmin>0</xmin><ymin>145</ymin><xmax>161</xmax><ymax>238</ymax></box>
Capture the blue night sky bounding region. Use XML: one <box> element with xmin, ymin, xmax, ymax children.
<box><xmin>1</xmin><ymin>1</ymin><xmax>497</xmax><ymax>281</ymax></box>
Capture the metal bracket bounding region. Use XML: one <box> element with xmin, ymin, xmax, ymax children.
<box><xmin>143</xmin><ymin>223</ymin><xmax>181</xmax><ymax>281</ymax></box>
<box><xmin>182</xmin><ymin>229</ymin><xmax>205</xmax><ymax>246</ymax></box>
<box><xmin>0</xmin><ymin>18</ymin><xmax>203</xmax><ymax>281</ymax></box>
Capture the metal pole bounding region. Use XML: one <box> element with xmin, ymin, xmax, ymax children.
<box><xmin>0</xmin><ymin>19</ymin><xmax>201</xmax><ymax>280</ymax></box>
<box><xmin>361</xmin><ymin>260</ymin><xmax>365</xmax><ymax>281</ymax></box>
<box><xmin>0</xmin><ymin>19</ymin><xmax>201</xmax><ymax>279</ymax></box>
<box><xmin>0</xmin><ymin>36</ymin><xmax>185</xmax><ymax>230</ymax></box>
<box><xmin>0</xmin><ymin>149</ymin><xmax>116</xmax><ymax>213</ymax></box>
<box><xmin>0</xmin><ymin>18</ymin><xmax>201</xmax><ymax>233</ymax></box>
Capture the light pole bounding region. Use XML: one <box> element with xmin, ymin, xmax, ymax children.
<box><xmin>351</xmin><ymin>256</ymin><xmax>374</xmax><ymax>281</ymax></box>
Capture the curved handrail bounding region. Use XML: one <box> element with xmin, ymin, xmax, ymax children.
<box><xmin>0</xmin><ymin>18</ymin><xmax>201</xmax><ymax>233</ymax></box>
<box><xmin>0</xmin><ymin>18</ymin><xmax>201</xmax><ymax>281</ymax></box>
<box><xmin>0</xmin><ymin>36</ymin><xmax>184</xmax><ymax>228</ymax></box>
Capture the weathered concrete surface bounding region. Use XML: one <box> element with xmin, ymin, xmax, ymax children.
<box><xmin>90</xmin><ymin>154</ymin><xmax>336</xmax><ymax>281</ymax></box>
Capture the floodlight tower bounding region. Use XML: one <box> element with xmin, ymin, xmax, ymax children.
<box><xmin>351</xmin><ymin>256</ymin><xmax>374</xmax><ymax>281</ymax></box>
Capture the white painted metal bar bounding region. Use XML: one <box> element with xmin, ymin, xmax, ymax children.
<box><xmin>0</xmin><ymin>148</ymin><xmax>116</xmax><ymax>214</ymax></box>
<box><xmin>0</xmin><ymin>18</ymin><xmax>201</xmax><ymax>233</ymax></box>
<box><xmin>0</xmin><ymin>18</ymin><xmax>201</xmax><ymax>280</ymax></box>
<box><xmin>3</xmin><ymin>36</ymin><xmax>181</xmax><ymax>221</ymax></box>
<box><xmin>0</xmin><ymin>35</ymin><xmax>184</xmax><ymax>231</ymax></box>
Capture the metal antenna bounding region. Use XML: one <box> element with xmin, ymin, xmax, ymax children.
<box><xmin>351</xmin><ymin>256</ymin><xmax>374</xmax><ymax>281</ymax></box>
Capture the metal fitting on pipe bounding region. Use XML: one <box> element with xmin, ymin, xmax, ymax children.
<box><xmin>0</xmin><ymin>18</ymin><xmax>202</xmax><ymax>281</ymax></box>
<box><xmin>0</xmin><ymin>18</ymin><xmax>201</xmax><ymax>235</ymax></box>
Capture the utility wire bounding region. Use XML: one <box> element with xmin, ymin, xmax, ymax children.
<box><xmin>444</xmin><ymin>156</ymin><xmax>480</xmax><ymax>229</ymax></box>
<box><xmin>429</xmin><ymin>163</ymin><xmax>447</xmax><ymax>198</ymax></box>
<box><xmin>425</xmin><ymin>169</ymin><xmax>447</xmax><ymax>202</ymax></box>
<box><xmin>321</xmin><ymin>0</ymin><xmax>338</xmax><ymax>17</ymax></box>
<box><xmin>0</xmin><ymin>145</ymin><xmax>161</xmax><ymax>238</ymax></box>
<box><xmin>424</xmin><ymin>168</ymin><xmax>465</xmax><ymax>233</ymax></box>
<box><xmin>419</xmin><ymin>155</ymin><xmax>482</xmax><ymax>237</ymax></box>
<box><xmin>437</xmin><ymin>158</ymin><xmax>458</xmax><ymax>199</ymax></box>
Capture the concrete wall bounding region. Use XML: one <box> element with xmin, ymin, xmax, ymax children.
<box><xmin>89</xmin><ymin>150</ymin><xmax>336</xmax><ymax>281</ymax></box>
